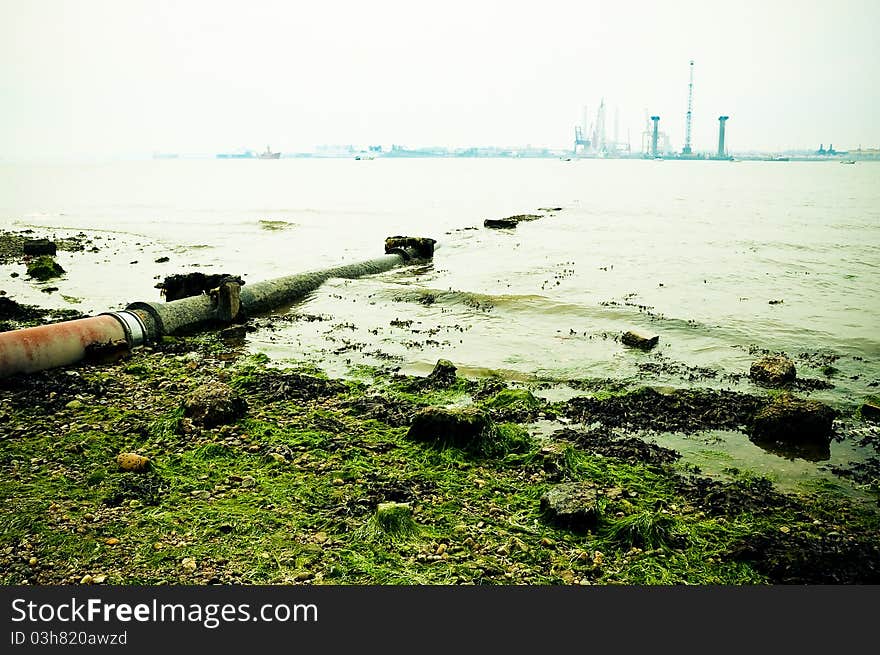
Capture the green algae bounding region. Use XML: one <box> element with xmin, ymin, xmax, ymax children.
<box><xmin>26</xmin><ymin>255</ymin><xmax>65</xmax><ymax>281</ymax></box>
<box><xmin>1</xmin><ymin>334</ymin><xmax>878</xmax><ymax>586</ymax></box>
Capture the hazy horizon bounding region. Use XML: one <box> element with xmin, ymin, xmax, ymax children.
<box><xmin>2</xmin><ymin>0</ymin><xmax>879</xmax><ymax>159</ymax></box>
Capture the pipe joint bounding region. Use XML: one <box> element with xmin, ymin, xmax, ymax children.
<box><xmin>101</xmin><ymin>310</ymin><xmax>149</xmax><ymax>348</ymax></box>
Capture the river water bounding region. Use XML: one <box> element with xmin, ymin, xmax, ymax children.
<box><xmin>2</xmin><ymin>158</ymin><xmax>878</xmax><ymax>493</ymax></box>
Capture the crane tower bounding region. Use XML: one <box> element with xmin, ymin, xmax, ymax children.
<box><xmin>682</xmin><ymin>60</ymin><xmax>694</xmax><ymax>155</ymax></box>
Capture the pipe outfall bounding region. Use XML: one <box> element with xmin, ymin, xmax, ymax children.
<box><xmin>0</xmin><ymin>236</ymin><xmax>436</xmax><ymax>378</ymax></box>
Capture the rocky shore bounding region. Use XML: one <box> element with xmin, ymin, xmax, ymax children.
<box><xmin>1</xmin><ymin>324</ymin><xmax>878</xmax><ymax>585</ymax></box>
<box><xmin>1</xmin><ymin>227</ymin><xmax>879</xmax><ymax>585</ymax></box>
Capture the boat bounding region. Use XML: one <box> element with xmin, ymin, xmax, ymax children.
<box><xmin>840</xmin><ymin>159</ymin><xmax>856</xmax><ymax>164</ymax></box>
<box><xmin>258</xmin><ymin>145</ymin><xmax>281</xmax><ymax>159</ymax></box>
<box><xmin>768</xmin><ymin>155</ymin><xmax>790</xmax><ymax>161</ymax></box>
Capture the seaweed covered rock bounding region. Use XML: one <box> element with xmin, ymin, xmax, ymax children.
<box><xmin>0</xmin><ymin>297</ymin><xmax>33</xmax><ymax>320</ymax></box>
<box><xmin>183</xmin><ymin>381</ymin><xmax>248</xmax><ymax>427</ymax></box>
<box><xmin>484</xmin><ymin>217</ymin><xmax>519</xmax><ymax>229</ymax></box>
<box><xmin>26</xmin><ymin>255</ymin><xmax>65</xmax><ymax>281</ymax></box>
<box><xmin>407</xmin><ymin>406</ymin><xmax>497</xmax><ymax>453</ymax></box>
<box><xmin>540</xmin><ymin>482</ymin><xmax>600</xmax><ymax>531</ymax></box>
<box><xmin>428</xmin><ymin>359</ymin><xmax>457</xmax><ymax>386</ymax></box>
<box><xmin>749</xmin><ymin>355</ymin><xmax>796</xmax><ymax>387</ymax></box>
<box><xmin>482</xmin><ymin>388</ymin><xmax>544</xmax><ymax>422</ymax></box>
<box><xmin>749</xmin><ymin>393</ymin><xmax>835</xmax><ymax>444</ymax></box>
<box><xmin>861</xmin><ymin>398</ymin><xmax>880</xmax><ymax>422</ymax></box>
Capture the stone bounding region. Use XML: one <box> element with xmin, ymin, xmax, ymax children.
<box><xmin>23</xmin><ymin>238</ymin><xmax>57</xmax><ymax>256</ymax></box>
<box><xmin>181</xmin><ymin>557</ymin><xmax>197</xmax><ymax>573</ymax></box>
<box><xmin>183</xmin><ymin>381</ymin><xmax>247</xmax><ymax>427</ymax></box>
<box><xmin>749</xmin><ymin>393</ymin><xmax>836</xmax><ymax>444</ymax></box>
<box><xmin>116</xmin><ymin>452</ymin><xmax>150</xmax><ymax>472</ymax></box>
<box><xmin>861</xmin><ymin>400</ymin><xmax>880</xmax><ymax>422</ymax></box>
<box><xmin>220</xmin><ymin>325</ymin><xmax>247</xmax><ymax>340</ymax></box>
<box><xmin>540</xmin><ymin>482</ymin><xmax>600</xmax><ymax>531</ymax></box>
<box><xmin>484</xmin><ymin>218</ymin><xmax>519</xmax><ymax>229</ymax></box>
<box><xmin>484</xmin><ymin>388</ymin><xmax>541</xmax><ymax>410</ymax></box>
<box><xmin>26</xmin><ymin>256</ymin><xmax>65</xmax><ymax>281</ymax></box>
<box><xmin>428</xmin><ymin>359</ymin><xmax>457</xmax><ymax>385</ymax></box>
<box><xmin>535</xmin><ymin>442</ymin><xmax>573</xmax><ymax>478</ymax></box>
<box><xmin>407</xmin><ymin>406</ymin><xmax>496</xmax><ymax>451</ymax></box>
<box><xmin>157</xmin><ymin>272</ymin><xmax>244</xmax><ymax>302</ymax></box>
<box><xmin>384</xmin><ymin>236</ymin><xmax>437</xmax><ymax>259</ymax></box>
<box><xmin>65</xmin><ymin>400</ymin><xmax>83</xmax><ymax>410</ymax></box>
<box><xmin>750</xmin><ymin>355</ymin><xmax>797</xmax><ymax>387</ymax></box>
<box><xmin>621</xmin><ymin>330</ymin><xmax>659</xmax><ymax>350</ymax></box>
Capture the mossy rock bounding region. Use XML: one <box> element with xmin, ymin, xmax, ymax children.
<box><xmin>407</xmin><ymin>406</ymin><xmax>501</xmax><ymax>455</ymax></box>
<box><xmin>540</xmin><ymin>482</ymin><xmax>600</xmax><ymax>532</ymax></box>
<box><xmin>749</xmin><ymin>355</ymin><xmax>797</xmax><ymax>387</ymax></box>
<box><xmin>427</xmin><ymin>359</ymin><xmax>457</xmax><ymax>386</ymax></box>
<box><xmin>861</xmin><ymin>398</ymin><xmax>880</xmax><ymax>422</ymax></box>
<box><xmin>484</xmin><ymin>388</ymin><xmax>541</xmax><ymax>410</ymax></box>
<box><xmin>183</xmin><ymin>381</ymin><xmax>248</xmax><ymax>427</ymax></box>
<box><xmin>26</xmin><ymin>255</ymin><xmax>65</xmax><ymax>281</ymax></box>
<box><xmin>749</xmin><ymin>393</ymin><xmax>835</xmax><ymax>444</ymax></box>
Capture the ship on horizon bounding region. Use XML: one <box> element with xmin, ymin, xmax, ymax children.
<box><xmin>258</xmin><ymin>145</ymin><xmax>281</xmax><ymax>159</ymax></box>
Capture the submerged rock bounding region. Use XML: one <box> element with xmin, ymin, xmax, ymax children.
<box><xmin>750</xmin><ymin>355</ymin><xmax>797</xmax><ymax>387</ymax></box>
<box><xmin>407</xmin><ymin>406</ymin><xmax>496</xmax><ymax>452</ymax></box>
<box><xmin>183</xmin><ymin>381</ymin><xmax>248</xmax><ymax>427</ymax></box>
<box><xmin>484</xmin><ymin>218</ymin><xmax>519</xmax><ymax>229</ymax></box>
<box><xmin>749</xmin><ymin>393</ymin><xmax>836</xmax><ymax>444</ymax></box>
<box><xmin>621</xmin><ymin>330</ymin><xmax>659</xmax><ymax>350</ymax></box>
<box><xmin>540</xmin><ymin>483</ymin><xmax>600</xmax><ymax>531</ymax></box>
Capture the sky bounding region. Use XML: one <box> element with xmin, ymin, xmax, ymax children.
<box><xmin>1</xmin><ymin>0</ymin><xmax>878</xmax><ymax>158</ymax></box>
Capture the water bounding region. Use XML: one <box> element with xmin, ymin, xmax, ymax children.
<box><xmin>2</xmin><ymin>158</ymin><xmax>879</xmax><ymax>491</ymax></box>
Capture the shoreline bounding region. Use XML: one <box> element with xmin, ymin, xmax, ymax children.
<box><xmin>2</xmin><ymin>225</ymin><xmax>879</xmax><ymax>585</ymax></box>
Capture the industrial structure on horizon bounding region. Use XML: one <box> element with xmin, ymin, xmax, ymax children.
<box><xmin>575</xmin><ymin>60</ymin><xmax>734</xmax><ymax>160</ymax></box>
<box><xmin>158</xmin><ymin>57</ymin><xmax>872</xmax><ymax>161</ymax></box>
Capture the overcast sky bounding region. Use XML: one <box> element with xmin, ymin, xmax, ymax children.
<box><xmin>1</xmin><ymin>0</ymin><xmax>878</xmax><ymax>158</ymax></box>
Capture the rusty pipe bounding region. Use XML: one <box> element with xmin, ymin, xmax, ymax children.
<box><xmin>0</xmin><ymin>237</ymin><xmax>435</xmax><ymax>378</ymax></box>
<box><xmin>0</xmin><ymin>311</ymin><xmax>147</xmax><ymax>377</ymax></box>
